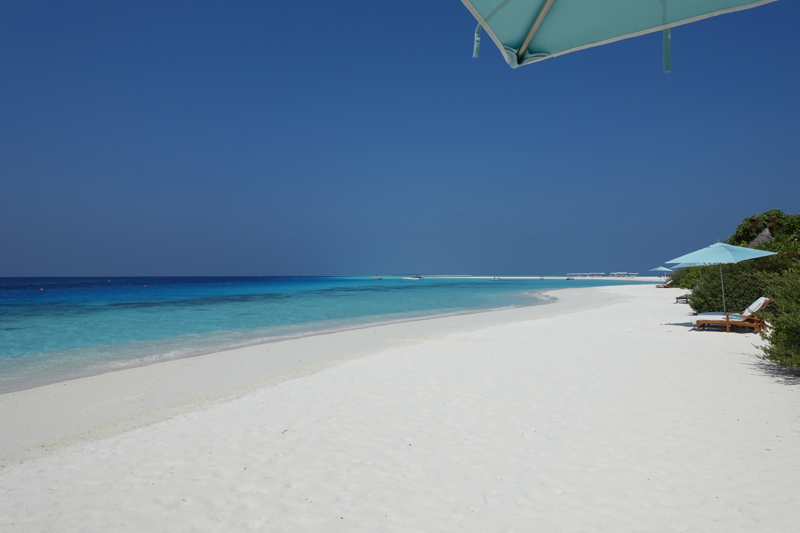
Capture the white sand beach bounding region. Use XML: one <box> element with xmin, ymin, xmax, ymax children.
<box><xmin>1</xmin><ymin>284</ymin><xmax>798</xmax><ymax>532</ymax></box>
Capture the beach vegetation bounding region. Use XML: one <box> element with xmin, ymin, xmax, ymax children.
<box><xmin>670</xmin><ymin>267</ymin><xmax>701</xmax><ymax>290</ymax></box>
<box><xmin>726</xmin><ymin>209</ymin><xmax>800</xmax><ymax>249</ymax></box>
<box><xmin>686</xmin><ymin>265</ymin><xmax>769</xmax><ymax>315</ymax></box>
<box><xmin>674</xmin><ymin>210</ymin><xmax>800</xmax><ymax>368</ymax></box>
<box><xmin>759</xmin><ymin>269</ymin><xmax>800</xmax><ymax>368</ymax></box>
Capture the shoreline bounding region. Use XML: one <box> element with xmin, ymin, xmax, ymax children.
<box><xmin>0</xmin><ymin>279</ymin><xmax>656</xmax><ymax>396</ymax></box>
<box><xmin>425</xmin><ymin>275</ymin><xmax>661</xmax><ymax>281</ymax></box>
<box><xmin>0</xmin><ymin>286</ymin><xmax>626</xmax><ymax>467</ymax></box>
<box><xmin>0</xmin><ymin>294</ymin><xmax>556</xmax><ymax>396</ymax></box>
<box><xmin>2</xmin><ymin>284</ymin><xmax>798</xmax><ymax>531</ymax></box>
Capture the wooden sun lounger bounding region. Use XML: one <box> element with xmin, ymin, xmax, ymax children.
<box><xmin>675</xmin><ymin>294</ymin><xmax>689</xmax><ymax>303</ymax></box>
<box><xmin>656</xmin><ymin>279</ymin><xmax>674</xmax><ymax>288</ymax></box>
<box><xmin>694</xmin><ymin>298</ymin><xmax>771</xmax><ymax>333</ymax></box>
<box><xmin>696</xmin><ymin>315</ymin><xmax>766</xmax><ymax>333</ymax></box>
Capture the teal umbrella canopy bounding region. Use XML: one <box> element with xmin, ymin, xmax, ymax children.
<box><xmin>665</xmin><ymin>243</ymin><xmax>776</xmax><ymax>312</ymax></box>
<box><xmin>672</xmin><ymin>262</ymin><xmax>704</xmax><ymax>269</ymax></box>
<box><xmin>462</xmin><ymin>0</ymin><xmax>778</xmax><ymax>68</ymax></box>
<box><xmin>666</xmin><ymin>242</ymin><xmax>776</xmax><ymax>265</ymax></box>
<box><xmin>650</xmin><ymin>266</ymin><xmax>674</xmax><ymax>272</ymax></box>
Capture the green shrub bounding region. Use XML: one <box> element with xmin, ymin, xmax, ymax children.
<box><xmin>669</xmin><ymin>267</ymin><xmax>701</xmax><ymax>290</ymax></box>
<box><xmin>760</xmin><ymin>269</ymin><xmax>800</xmax><ymax>369</ymax></box>
<box><xmin>687</xmin><ymin>263</ymin><xmax>770</xmax><ymax>314</ymax></box>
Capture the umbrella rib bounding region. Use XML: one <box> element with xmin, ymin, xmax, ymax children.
<box><xmin>516</xmin><ymin>0</ymin><xmax>556</xmax><ymax>64</ymax></box>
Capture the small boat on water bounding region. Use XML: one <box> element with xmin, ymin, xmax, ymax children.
<box><xmin>402</xmin><ymin>275</ymin><xmax>423</xmax><ymax>280</ymax></box>
<box><xmin>373</xmin><ymin>276</ymin><xmax>382</xmax><ymax>280</ymax></box>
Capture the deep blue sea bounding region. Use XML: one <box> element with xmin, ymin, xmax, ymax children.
<box><xmin>0</xmin><ymin>276</ymin><xmax>645</xmax><ymax>392</ymax></box>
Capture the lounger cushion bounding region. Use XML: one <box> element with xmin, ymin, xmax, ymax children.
<box><xmin>744</xmin><ymin>297</ymin><xmax>770</xmax><ymax>316</ymax></box>
<box><xmin>693</xmin><ymin>297</ymin><xmax>770</xmax><ymax>322</ymax></box>
<box><xmin>692</xmin><ymin>313</ymin><xmax>742</xmax><ymax>324</ymax></box>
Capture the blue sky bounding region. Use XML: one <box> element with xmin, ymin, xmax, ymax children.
<box><xmin>1</xmin><ymin>0</ymin><xmax>798</xmax><ymax>276</ymax></box>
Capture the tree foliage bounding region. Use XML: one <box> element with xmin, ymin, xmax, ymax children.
<box><xmin>726</xmin><ymin>209</ymin><xmax>800</xmax><ymax>248</ymax></box>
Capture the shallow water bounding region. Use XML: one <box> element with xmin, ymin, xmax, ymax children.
<box><xmin>0</xmin><ymin>276</ymin><xmax>645</xmax><ymax>392</ymax></box>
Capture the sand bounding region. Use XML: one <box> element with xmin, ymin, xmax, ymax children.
<box><xmin>1</xmin><ymin>285</ymin><xmax>798</xmax><ymax>532</ymax></box>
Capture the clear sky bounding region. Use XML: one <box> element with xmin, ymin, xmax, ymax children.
<box><xmin>1</xmin><ymin>1</ymin><xmax>798</xmax><ymax>276</ymax></box>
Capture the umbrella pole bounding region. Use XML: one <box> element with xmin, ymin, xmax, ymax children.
<box><xmin>719</xmin><ymin>264</ymin><xmax>726</xmax><ymax>313</ymax></box>
<box><xmin>516</xmin><ymin>0</ymin><xmax>555</xmax><ymax>64</ymax></box>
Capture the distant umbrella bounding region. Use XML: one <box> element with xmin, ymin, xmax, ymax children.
<box><xmin>666</xmin><ymin>243</ymin><xmax>776</xmax><ymax>312</ymax></box>
<box><xmin>649</xmin><ymin>266</ymin><xmax>674</xmax><ymax>278</ymax></box>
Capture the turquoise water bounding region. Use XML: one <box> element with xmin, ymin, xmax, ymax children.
<box><xmin>0</xmin><ymin>276</ymin><xmax>645</xmax><ymax>392</ymax></box>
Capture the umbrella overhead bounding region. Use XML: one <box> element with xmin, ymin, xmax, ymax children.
<box><xmin>462</xmin><ymin>0</ymin><xmax>778</xmax><ymax>69</ymax></box>
<box><xmin>649</xmin><ymin>267</ymin><xmax>674</xmax><ymax>272</ymax></box>
<box><xmin>665</xmin><ymin>243</ymin><xmax>776</xmax><ymax>312</ymax></box>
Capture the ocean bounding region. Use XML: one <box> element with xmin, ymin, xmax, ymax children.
<box><xmin>0</xmin><ymin>276</ymin><xmax>645</xmax><ymax>392</ymax></box>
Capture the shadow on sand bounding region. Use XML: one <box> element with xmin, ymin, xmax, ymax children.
<box><xmin>748</xmin><ymin>359</ymin><xmax>800</xmax><ymax>385</ymax></box>
<box><xmin>660</xmin><ymin>322</ymin><xmax>798</xmax><ymax>384</ymax></box>
<box><xmin>664</xmin><ymin>321</ymin><xmax>695</xmax><ymax>329</ymax></box>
